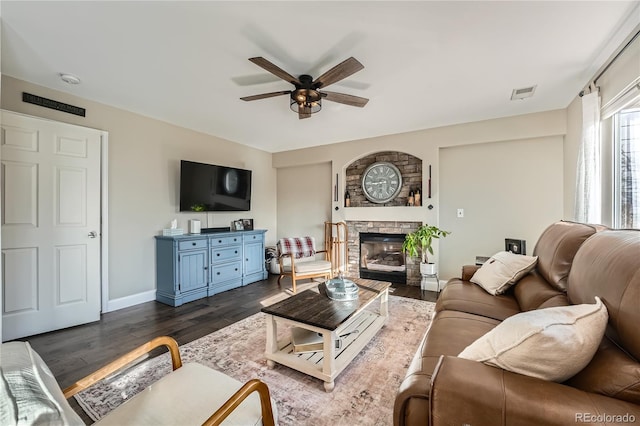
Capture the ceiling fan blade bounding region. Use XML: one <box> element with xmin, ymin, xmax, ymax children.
<box><xmin>298</xmin><ymin>104</ymin><xmax>311</xmax><ymax>119</ymax></box>
<box><xmin>248</xmin><ymin>57</ymin><xmax>300</xmax><ymax>86</ymax></box>
<box><xmin>313</xmin><ymin>57</ymin><xmax>364</xmax><ymax>89</ymax></box>
<box><xmin>322</xmin><ymin>91</ymin><xmax>369</xmax><ymax>108</ymax></box>
<box><xmin>240</xmin><ymin>90</ymin><xmax>291</xmax><ymax>101</ymax></box>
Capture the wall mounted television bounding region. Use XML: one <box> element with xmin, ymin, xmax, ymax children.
<box><xmin>179</xmin><ymin>160</ymin><xmax>252</xmax><ymax>212</ymax></box>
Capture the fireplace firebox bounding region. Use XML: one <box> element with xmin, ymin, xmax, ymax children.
<box><xmin>359</xmin><ymin>232</ymin><xmax>406</xmax><ymax>284</ymax></box>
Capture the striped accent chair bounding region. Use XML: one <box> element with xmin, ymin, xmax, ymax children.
<box><xmin>277</xmin><ymin>236</ymin><xmax>332</xmax><ymax>293</ymax></box>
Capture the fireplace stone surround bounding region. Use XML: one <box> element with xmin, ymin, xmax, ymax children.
<box><xmin>345</xmin><ymin>220</ymin><xmax>422</xmax><ymax>286</ymax></box>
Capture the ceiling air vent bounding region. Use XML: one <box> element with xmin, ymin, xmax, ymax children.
<box><xmin>511</xmin><ymin>85</ymin><xmax>537</xmax><ymax>100</ymax></box>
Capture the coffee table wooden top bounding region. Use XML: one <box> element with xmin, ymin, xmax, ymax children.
<box><xmin>261</xmin><ymin>278</ymin><xmax>391</xmax><ymax>330</ymax></box>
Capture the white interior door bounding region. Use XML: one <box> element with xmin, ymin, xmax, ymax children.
<box><xmin>1</xmin><ymin>111</ymin><xmax>102</xmax><ymax>341</ymax></box>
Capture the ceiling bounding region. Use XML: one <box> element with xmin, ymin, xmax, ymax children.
<box><xmin>2</xmin><ymin>1</ymin><xmax>639</xmax><ymax>153</ymax></box>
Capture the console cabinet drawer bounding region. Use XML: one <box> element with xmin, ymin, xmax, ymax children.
<box><xmin>211</xmin><ymin>246</ymin><xmax>241</xmax><ymax>262</ymax></box>
<box><xmin>210</xmin><ymin>235</ymin><xmax>242</xmax><ymax>247</ymax></box>
<box><xmin>244</xmin><ymin>233</ymin><xmax>264</xmax><ymax>243</ymax></box>
<box><xmin>178</xmin><ymin>239</ymin><xmax>207</xmax><ymax>251</ymax></box>
<box><xmin>211</xmin><ymin>261</ymin><xmax>242</xmax><ymax>283</ymax></box>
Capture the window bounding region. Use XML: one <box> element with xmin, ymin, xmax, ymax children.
<box><xmin>614</xmin><ymin>107</ymin><xmax>640</xmax><ymax>229</ymax></box>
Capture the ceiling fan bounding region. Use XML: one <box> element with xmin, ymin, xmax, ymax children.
<box><xmin>240</xmin><ymin>57</ymin><xmax>369</xmax><ymax>119</ymax></box>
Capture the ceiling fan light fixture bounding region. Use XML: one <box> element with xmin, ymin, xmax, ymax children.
<box><xmin>290</xmin><ymin>89</ymin><xmax>322</xmax><ymax>114</ymax></box>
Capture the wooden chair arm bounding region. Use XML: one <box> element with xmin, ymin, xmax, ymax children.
<box><xmin>62</xmin><ymin>336</ymin><xmax>182</xmax><ymax>399</ymax></box>
<box><xmin>202</xmin><ymin>379</ymin><xmax>275</xmax><ymax>426</ymax></box>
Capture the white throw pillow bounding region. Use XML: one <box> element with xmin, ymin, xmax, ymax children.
<box><xmin>470</xmin><ymin>251</ymin><xmax>538</xmax><ymax>295</ymax></box>
<box><xmin>458</xmin><ymin>297</ymin><xmax>608</xmax><ymax>382</ymax></box>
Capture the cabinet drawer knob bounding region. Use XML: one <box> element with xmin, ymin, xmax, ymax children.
<box><xmin>253</xmin><ymin>236</ymin><xmax>256</xmax><ymax>239</ymax></box>
<box><xmin>217</xmin><ymin>272</ymin><xmax>221</xmax><ymax>275</ymax></box>
<box><xmin>204</xmin><ymin>266</ymin><xmax>208</xmax><ymax>270</ymax></box>
<box><xmin>218</xmin><ymin>240</ymin><xmax>222</xmax><ymax>243</ymax></box>
<box><xmin>234</xmin><ymin>238</ymin><xmax>237</xmax><ymax>242</ymax></box>
<box><xmin>235</xmin><ymin>250</ymin><xmax>238</xmax><ymax>254</ymax></box>
<box><xmin>217</xmin><ymin>253</ymin><xmax>220</xmax><ymax>257</ymax></box>
<box><xmin>235</xmin><ymin>268</ymin><xmax>238</xmax><ymax>271</ymax></box>
<box><xmin>192</xmin><ymin>242</ymin><xmax>196</xmax><ymax>246</ymax></box>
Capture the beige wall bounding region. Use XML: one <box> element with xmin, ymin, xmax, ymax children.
<box><xmin>276</xmin><ymin>162</ymin><xmax>331</xmax><ymax>243</ymax></box>
<box><xmin>273</xmin><ymin>109</ymin><xmax>567</xmax><ymax>280</ymax></box>
<box><xmin>439</xmin><ymin>137</ymin><xmax>564</xmax><ymax>279</ymax></box>
<box><xmin>1</xmin><ymin>76</ymin><xmax>277</xmax><ymax>304</ymax></box>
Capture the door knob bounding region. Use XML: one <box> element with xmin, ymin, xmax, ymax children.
<box><xmin>88</xmin><ymin>231</ymin><xmax>98</xmax><ymax>238</ymax></box>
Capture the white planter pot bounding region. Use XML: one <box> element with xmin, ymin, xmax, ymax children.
<box><xmin>420</xmin><ymin>262</ymin><xmax>437</xmax><ymax>276</ymax></box>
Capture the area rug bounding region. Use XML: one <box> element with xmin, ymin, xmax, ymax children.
<box><xmin>75</xmin><ymin>295</ymin><xmax>435</xmax><ymax>426</ymax></box>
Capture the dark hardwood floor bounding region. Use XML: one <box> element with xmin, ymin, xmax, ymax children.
<box><xmin>18</xmin><ymin>274</ymin><xmax>435</xmax><ymax>419</ymax></box>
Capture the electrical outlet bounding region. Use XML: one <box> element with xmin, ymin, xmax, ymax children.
<box><xmin>457</xmin><ymin>208</ymin><xmax>464</xmax><ymax>218</ymax></box>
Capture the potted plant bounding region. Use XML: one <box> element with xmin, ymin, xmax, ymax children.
<box><xmin>402</xmin><ymin>224</ymin><xmax>451</xmax><ymax>275</ymax></box>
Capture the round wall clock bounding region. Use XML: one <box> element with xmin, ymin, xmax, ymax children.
<box><xmin>361</xmin><ymin>162</ymin><xmax>403</xmax><ymax>203</ymax></box>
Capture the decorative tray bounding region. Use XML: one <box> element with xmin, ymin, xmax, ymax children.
<box><xmin>325</xmin><ymin>277</ymin><xmax>359</xmax><ymax>301</ymax></box>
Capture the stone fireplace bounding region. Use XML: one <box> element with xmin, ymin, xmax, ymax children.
<box><xmin>345</xmin><ymin>221</ymin><xmax>422</xmax><ymax>286</ymax></box>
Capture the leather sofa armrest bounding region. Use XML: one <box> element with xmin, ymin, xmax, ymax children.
<box><xmin>461</xmin><ymin>264</ymin><xmax>480</xmax><ymax>281</ymax></box>
<box><xmin>430</xmin><ymin>356</ymin><xmax>640</xmax><ymax>426</ymax></box>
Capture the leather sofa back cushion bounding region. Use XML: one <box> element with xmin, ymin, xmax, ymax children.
<box><xmin>513</xmin><ymin>271</ymin><xmax>568</xmax><ymax>311</ymax></box>
<box><xmin>458</xmin><ymin>297</ymin><xmax>608</xmax><ymax>382</ymax></box>
<box><xmin>566</xmin><ymin>337</ymin><xmax>640</xmax><ymax>405</ymax></box>
<box><xmin>568</xmin><ymin>229</ymin><xmax>640</xmax><ymax>362</ymax></box>
<box><xmin>533</xmin><ymin>221</ymin><xmax>601</xmax><ymax>291</ymax></box>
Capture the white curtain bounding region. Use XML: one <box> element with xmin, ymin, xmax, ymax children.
<box><xmin>575</xmin><ymin>91</ymin><xmax>602</xmax><ymax>224</ymax></box>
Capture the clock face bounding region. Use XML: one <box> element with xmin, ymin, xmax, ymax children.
<box><xmin>361</xmin><ymin>162</ymin><xmax>403</xmax><ymax>203</ymax></box>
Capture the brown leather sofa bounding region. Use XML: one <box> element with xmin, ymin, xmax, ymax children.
<box><xmin>394</xmin><ymin>221</ymin><xmax>640</xmax><ymax>426</ymax></box>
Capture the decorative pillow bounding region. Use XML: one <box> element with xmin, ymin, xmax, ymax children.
<box><xmin>458</xmin><ymin>297</ymin><xmax>608</xmax><ymax>382</ymax></box>
<box><xmin>470</xmin><ymin>251</ymin><xmax>538</xmax><ymax>295</ymax></box>
<box><xmin>0</xmin><ymin>341</ymin><xmax>84</xmax><ymax>426</ymax></box>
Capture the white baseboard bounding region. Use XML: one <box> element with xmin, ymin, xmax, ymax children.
<box><xmin>105</xmin><ymin>290</ymin><xmax>156</xmax><ymax>313</ymax></box>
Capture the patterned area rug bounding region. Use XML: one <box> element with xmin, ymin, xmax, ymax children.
<box><xmin>75</xmin><ymin>295</ymin><xmax>435</xmax><ymax>426</ymax></box>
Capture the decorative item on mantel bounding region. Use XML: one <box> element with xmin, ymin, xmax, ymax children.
<box><xmin>162</xmin><ymin>219</ymin><xmax>184</xmax><ymax>236</ymax></box>
<box><xmin>415</xmin><ymin>188</ymin><xmax>421</xmax><ymax>206</ymax></box>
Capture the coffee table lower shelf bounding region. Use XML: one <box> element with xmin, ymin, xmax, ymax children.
<box><xmin>264</xmin><ymin>310</ymin><xmax>386</xmax><ymax>392</ymax></box>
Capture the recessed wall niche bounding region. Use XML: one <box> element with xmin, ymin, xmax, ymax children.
<box><xmin>345</xmin><ymin>151</ymin><xmax>422</xmax><ymax>207</ymax></box>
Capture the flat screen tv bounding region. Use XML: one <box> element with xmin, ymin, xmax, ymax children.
<box><xmin>180</xmin><ymin>160</ymin><xmax>252</xmax><ymax>212</ymax></box>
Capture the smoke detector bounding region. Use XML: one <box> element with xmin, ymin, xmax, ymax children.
<box><xmin>60</xmin><ymin>73</ymin><xmax>81</xmax><ymax>85</ymax></box>
<box><xmin>511</xmin><ymin>85</ymin><xmax>536</xmax><ymax>100</ymax></box>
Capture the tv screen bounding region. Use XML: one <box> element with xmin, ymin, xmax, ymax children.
<box><xmin>180</xmin><ymin>160</ymin><xmax>252</xmax><ymax>212</ymax></box>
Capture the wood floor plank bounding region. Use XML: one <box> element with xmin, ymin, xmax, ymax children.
<box><xmin>12</xmin><ymin>274</ymin><xmax>436</xmax><ymax>413</ymax></box>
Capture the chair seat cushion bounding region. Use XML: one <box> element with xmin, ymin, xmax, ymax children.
<box><xmin>282</xmin><ymin>260</ymin><xmax>332</xmax><ymax>274</ymax></box>
<box><xmin>95</xmin><ymin>363</ymin><xmax>268</xmax><ymax>425</ymax></box>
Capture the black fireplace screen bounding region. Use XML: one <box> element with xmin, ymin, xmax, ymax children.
<box><xmin>359</xmin><ymin>232</ymin><xmax>406</xmax><ymax>284</ymax></box>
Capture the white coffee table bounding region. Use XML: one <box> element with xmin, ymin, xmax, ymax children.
<box><xmin>261</xmin><ymin>279</ymin><xmax>391</xmax><ymax>392</ymax></box>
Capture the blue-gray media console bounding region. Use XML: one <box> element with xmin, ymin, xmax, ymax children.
<box><xmin>155</xmin><ymin>230</ymin><xmax>268</xmax><ymax>306</ymax></box>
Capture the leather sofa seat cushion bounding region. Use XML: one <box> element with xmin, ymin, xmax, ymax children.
<box><xmin>566</xmin><ymin>337</ymin><xmax>640</xmax><ymax>405</ymax></box>
<box><xmin>436</xmin><ymin>279</ymin><xmax>521</xmax><ymax>321</ymax></box>
<box><xmin>394</xmin><ymin>310</ymin><xmax>500</xmax><ymax>426</ymax></box>
<box><xmin>459</xmin><ymin>297</ymin><xmax>608</xmax><ymax>382</ymax></box>
<box><xmin>533</xmin><ymin>221</ymin><xmax>602</xmax><ymax>291</ymax></box>
<box><xmin>513</xmin><ymin>271</ymin><xmax>568</xmax><ymax>311</ymax></box>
